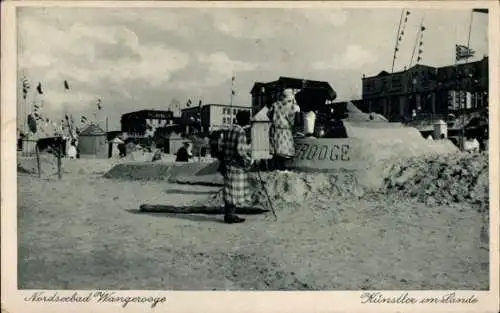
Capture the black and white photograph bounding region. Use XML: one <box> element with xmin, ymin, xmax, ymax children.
<box><xmin>2</xmin><ymin>0</ymin><xmax>499</xmax><ymax>311</ymax></box>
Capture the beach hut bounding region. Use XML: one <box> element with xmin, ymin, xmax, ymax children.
<box><xmin>166</xmin><ymin>132</ymin><xmax>185</xmax><ymax>155</ymax></box>
<box><xmin>250</xmin><ymin>106</ymin><xmax>272</xmax><ymax>160</ymax></box>
<box><xmin>78</xmin><ymin>123</ymin><xmax>108</xmax><ymax>158</ymax></box>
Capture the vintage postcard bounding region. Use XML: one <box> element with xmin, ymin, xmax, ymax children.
<box><xmin>1</xmin><ymin>1</ymin><xmax>499</xmax><ymax>312</ymax></box>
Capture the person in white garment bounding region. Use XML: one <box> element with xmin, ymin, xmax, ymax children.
<box><xmin>67</xmin><ymin>140</ymin><xmax>77</xmax><ymax>159</ymax></box>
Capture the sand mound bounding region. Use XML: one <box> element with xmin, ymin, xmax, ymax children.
<box><xmin>342</xmin><ymin>122</ymin><xmax>459</xmax><ymax>171</ymax></box>
<box><xmin>199</xmin><ymin>150</ymin><xmax>487</xmax><ymax>212</ymax></box>
<box><xmin>18</xmin><ymin>155</ymin><xmax>122</xmax><ymax>178</ymax></box>
<box><xmin>103</xmin><ymin>162</ymin><xmax>212</xmax><ymax>181</ymax></box>
<box><xmin>383</xmin><ymin>151</ymin><xmax>489</xmax><ymax>208</ymax></box>
<box><xmin>248</xmin><ymin>171</ymin><xmax>364</xmax><ymax>207</ymax></box>
<box><xmin>201</xmin><ymin>170</ymin><xmax>365</xmax><ymax>210</ymax></box>
<box><xmin>17</xmin><ymin>154</ymin><xmax>62</xmax><ymax>177</ymax></box>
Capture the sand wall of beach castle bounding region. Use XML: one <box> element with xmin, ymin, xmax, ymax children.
<box><xmin>286</xmin><ymin>121</ymin><xmax>459</xmax><ymax>191</ymax></box>
<box><xmin>103</xmin><ymin>121</ymin><xmax>459</xmax><ymax>195</ymax></box>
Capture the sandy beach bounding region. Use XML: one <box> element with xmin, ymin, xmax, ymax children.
<box><xmin>17</xmin><ymin>156</ymin><xmax>489</xmax><ymax>290</ymax></box>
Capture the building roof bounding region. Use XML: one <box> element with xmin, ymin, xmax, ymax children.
<box><xmin>251</xmin><ymin>106</ymin><xmax>270</xmax><ymax>122</ymax></box>
<box><xmin>250</xmin><ymin>76</ymin><xmax>334</xmax><ymax>94</ymax></box>
<box><xmin>364</xmin><ymin>64</ymin><xmax>438</xmax><ymax>80</ymax></box>
<box><xmin>181</xmin><ymin>103</ymin><xmax>251</xmax><ymax>111</ymax></box>
<box><xmin>79</xmin><ymin>123</ymin><xmax>106</xmax><ymax>136</ymax></box>
<box><xmin>121</xmin><ymin>110</ymin><xmax>174</xmax><ymax>120</ymax></box>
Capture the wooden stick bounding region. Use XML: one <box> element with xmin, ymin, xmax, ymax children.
<box><xmin>57</xmin><ymin>139</ymin><xmax>62</xmax><ymax>180</ymax></box>
<box><xmin>35</xmin><ymin>142</ymin><xmax>41</xmax><ymax>178</ymax></box>
<box><xmin>139</xmin><ymin>204</ymin><xmax>269</xmax><ymax>215</ymax></box>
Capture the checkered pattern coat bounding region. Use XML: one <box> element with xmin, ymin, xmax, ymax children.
<box><xmin>219</xmin><ymin>125</ymin><xmax>253</xmax><ymax>207</ymax></box>
<box><xmin>267</xmin><ymin>100</ymin><xmax>296</xmax><ymax>158</ymax></box>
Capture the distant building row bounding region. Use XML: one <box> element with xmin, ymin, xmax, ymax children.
<box><xmin>120</xmin><ymin>104</ymin><xmax>252</xmax><ymax>138</ymax></box>
<box><xmin>120</xmin><ymin>57</ymin><xmax>489</xmax><ymax>137</ymax></box>
<box><xmin>359</xmin><ymin>56</ymin><xmax>489</xmax><ymax>121</ymax></box>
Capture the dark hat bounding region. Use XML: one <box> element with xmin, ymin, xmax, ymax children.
<box><xmin>236</xmin><ymin>110</ymin><xmax>251</xmax><ymax>126</ymax></box>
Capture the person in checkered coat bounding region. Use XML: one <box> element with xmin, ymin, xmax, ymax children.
<box><xmin>267</xmin><ymin>89</ymin><xmax>300</xmax><ymax>170</ymax></box>
<box><xmin>218</xmin><ymin>110</ymin><xmax>253</xmax><ymax>224</ymax></box>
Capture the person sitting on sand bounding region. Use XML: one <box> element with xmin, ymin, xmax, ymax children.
<box><xmin>175</xmin><ymin>142</ymin><xmax>193</xmax><ymax>162</ymax></box>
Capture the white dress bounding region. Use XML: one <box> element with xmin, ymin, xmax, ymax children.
<box><xmin>68</xmin><ymin>145</ymin><xmax>77</xmax><ymax>159</ymax></box>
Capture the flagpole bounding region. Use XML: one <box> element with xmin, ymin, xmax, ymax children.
<box><xmin>460</xmin><ymin>10</ymin><xmax>475</xmax><ymax>150</ymax></box>
<box><xmin>391</xmin><ymin>9</ymin><xmax>405</xmax><ymax>73</ymax></box>
<box><xmin>230</xmin><ymin>74</ymin><xmax>234</xmax><ymax>125</ymax></box>
<box><xmin>22</xmin><ymin>80</ymin><xmax>27</xmax><ymax>137</ymax></box>
<box><xmin>408</xmin><ymin>18</ymin><xmax>424</xmax><ymax>68</ymax></box>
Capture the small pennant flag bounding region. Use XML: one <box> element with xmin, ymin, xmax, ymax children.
<box><xmin>456</xmin><ymin>44</ymin><xmax>475</xmax><ymax>61</ymax></box>
<box><xmin>22</xmin><ymin>78</ymin><xmax>31</xmax><ymax>98</ymax></box>
<box><xmin>22</xmin><ymin>78</ymin><xmax>31</xmax><ymax>89</ymax></box>
<box><xmin>186</xmin><ymin>99</ymin><xmax>192</xmax><ymax>107</ymax></box>
<box><xmin>419</xmin><ymin>41</ymin><xmax>423</xmax><ymax>46</ymax></box>
<box><xmin>97</xmin><ymin>98</ymin><xmax>102</xmax><ymax>110</ymax></box>
<box><xmin>418</xmin><ymin>49</ymin><xmax>423</xmax><ymax>54</ymax></box>
<box><xmin>36</xmin><ymin>82</ymin><xmax>43</xmax><ymax>95</ymax></box>
<box><xmin>421</xmin><ymin>26</ymin><xmax>426</xmax><ymax>31</ymax></box>
<box><xmin>231</xmin><ymin>90</ymin><xmax>235</xmax><ymax>95</ymax></box>
<box><xmin>406</xmin><ymin>10</ymin><xmax>411</xmax><ymax>15</ymax></box>
<box><xmin>64</xmin><ymin>80</ymin><xmax>70</xmax><ymax>90</ymax></box>
<box><xmin>231</xmin><ymin>76</ymin><xmax>235</xmax><ymax>81</ymax></box>
<box><xmin>417</xmin><ymin>56</ymin><xmax>422</xmax><ymax>62</ymax></box>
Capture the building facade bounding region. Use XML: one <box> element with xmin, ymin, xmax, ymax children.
<box><xmin>120</xmin><ymin>110</ymin><xmax>177</xmax><ymax>137</ymax></box>
<box><xmin>181</xmin><ymin>103</ymin><xmax>252</xmax><ymax>135</ymax></box>
<box><xmin>250</xmin><ymin>76</ymin><xmax>336</xmax><ymax>114</ymax></box>
<box><xmin>360</xmin><ymin>56</ymin><xmax>488</xmax><ymax>121</ymax></box>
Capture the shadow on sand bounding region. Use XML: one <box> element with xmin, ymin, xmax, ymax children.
<box><xmin>126</xmin><ymin>209</ymin><xmax>224</xmax><ymax>223</ymax></box>
<box><xmin>126</xmin><ymin>205</ymin><xmax>270</xmax><ymax>224</ymax></box>
<box><xmin>164</xmin><ymin>188</ymin><xmax>220</xmax><ymax>195</ymax></box>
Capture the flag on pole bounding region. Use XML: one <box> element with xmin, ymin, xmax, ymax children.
<box><xmin>472</xmin><ymin>8</ymin><xmax>488</xmax><ymax>14</ymax></box>
<box><xmin>36</xmin><ymin>82</ymin><xmax>43</xmax><ymax>95</ymax></box>
<box><xmin>456</xmin><ymin>44</ymin><xmax>475</xmax><ymax>61</ymax></box>
<box><xmin>81</xmin><ymin>116</ymin><xmax>87</xmax><ymax>124</ymax></box>
<box><xmin>64</xmin><ymin>80</ymin><xmax>70</xmax><ymax>90</ymax></box>
<box><xmin>186</xmin><ymin>99</ymin><xmax>192</xmax><ymax>107</ymax></box>
<box><xmin>97</xmin><ymin>98</ymin><xmax>102</xmax><ymax>110</ymax></box>
<box><xmin>231</xmin><ymin>76</ymin><xmax>235</xmax><ymax>81</ymax></box>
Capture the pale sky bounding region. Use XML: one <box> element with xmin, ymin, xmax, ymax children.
<box><xmin>17</xmin><ymin>6</ymin><xmax>488</xmax><ymax>130</ymax></box>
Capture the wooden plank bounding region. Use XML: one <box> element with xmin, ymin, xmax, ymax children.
<box><xmin>139</xmin><ymin>204</ymin><xmax>269</xmax><ymax>215</ymax></box>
